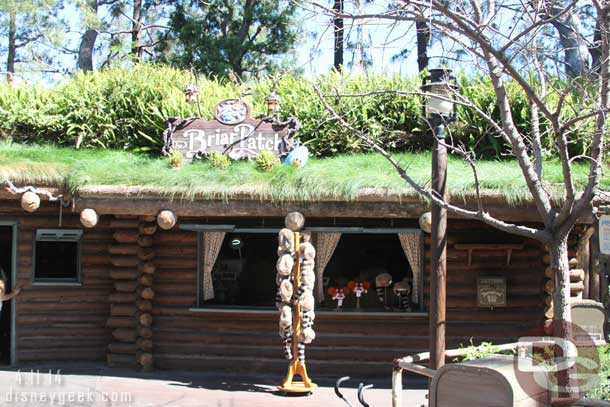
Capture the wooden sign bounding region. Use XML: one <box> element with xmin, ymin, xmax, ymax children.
<box><xmin>166</xmin><ymin>118</ymin><xmax>296</xmax><ymax>161</ymax></box>
<box><xmin>477</xmin><ymin>276</ymin><xmax>507</xmax><ymax>308</ymax></box>
<box><xmin>162</xmin><ymin>99</ymin><xmax>298</xmax><ymax>162</ymax></box>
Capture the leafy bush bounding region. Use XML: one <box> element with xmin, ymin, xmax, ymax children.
<box><xmin>456</xmin><ymin>341</ymin><xmax>504</xmax><ymax>362</ymax></box>
<box><xmin>255</xmin><ymin>150</ymin><xmax>278</xmax><ymax>172</ymax></box>
<box><xmin>207</xmin><ymin>152</ymin><xmax>230</xmax><ymax>169</ymax></box>
<box><xmin>168</xmin><ymin>149</ymin><xmax>183</xmax><ymax>168</ymax></box>
<box><xmin>0</xmin><ymin>64</ymin><xmax>589</xmax><ymax>158</ymax></box>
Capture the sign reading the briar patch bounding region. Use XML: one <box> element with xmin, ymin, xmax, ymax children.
<box><xmin>477</xmin><ymin>277</ymin><xmax>507</xmax><ymax>308</ymax></box>
<box><xmin>162</xmin><ymin>99</ymin><xmax>297</xmax><ymax>162</ymax></box>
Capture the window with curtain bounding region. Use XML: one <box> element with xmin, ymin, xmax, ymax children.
<box><xmin>197</xmin><ymin>230</ymin><xmax>422</xmax><ymax>312</ymax></box>
<box><xmin>199</xmin><ymin>233</ymin><xmax>277</xmax><ymax>307</ymax></box>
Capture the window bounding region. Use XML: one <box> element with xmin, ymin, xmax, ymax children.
<box><xmin>321</xmin><ymin>234</ymin><xmax>413</xmax><ymax>311</ymax></box>
<box><xmin>34</xmin><ymin>229</ymin><xmax>82</xmax><ymax>284</ymax></box>
<box><xmin>196</xmin><ymin>228</ymin><xmax>420</xmax><ymax>312</ymax></box>
<box><xmin>201</xmin><ymin>233</ymin><xmax>276</xmax><ymax>307</ymax></box>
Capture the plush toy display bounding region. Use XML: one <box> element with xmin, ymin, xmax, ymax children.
<box><xmin>375</xmin><ymin>273</ymin><xmax>393</xmax><ymax>310</ymax></box>
<box><xmin>348</xmin><ymin>280</ymin><xmax>371</xmax><ymax>309</ymax></box>
<box><xmin>279</xmin><ymin>305</ymin><xmax>293</xmax><ymax>359</ymax></box>
<box><xmin>276</xmin><ymin>228</ymin><xmax>295</xmax><ymax>360</ymax></box>
<box><xmin>275</xmin><ymin>227</ymin><xmax>316</xmax><ymax>364</ymax></box>
<box><xmin>328</xmin><ymin>287</ymin><xmax>347</xmax><ymax>310</ymax></box>
<box><xmin>393</xmin><ymin>278</ymin><xmax>413</xmax><ymax>311</ymax></box>
<box><xmin>277</xmin><ymin>229</ymin><xmax>295</xmax><ymax>256</ymax></box>
<box><xmin>297</xmin><ymin>237</ymin><xmax>316</xmax><ymax>363</ymax></box>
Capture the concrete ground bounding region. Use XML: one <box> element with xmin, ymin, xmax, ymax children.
<box><xmin>0</xmin><ymin>363</ymin><xmax>428</xmax><ymax>407</ymax></box>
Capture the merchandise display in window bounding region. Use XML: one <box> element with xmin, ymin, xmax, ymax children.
<box><xmin>201</xmin><ymin>231</ymin><xmax>418</xmax><ymax>312</ymax></box>
<box><xmin>320</xmin><ymin>234</ymin><xmax>415</xmax><ymax>312</ymax></box>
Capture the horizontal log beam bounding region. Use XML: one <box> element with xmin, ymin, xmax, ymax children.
<box><xmin>108</xmin><ymin>342</ymin><xmax>138</xmax><ymax>354</ymax></box>
<box><xmin>112</xmin><ymin>329</ymin><xmax>137</xmax><ymax>342</ymax></box>
<box><xmin>72</xmin><ymin>197</ymin><xmax>587</xmax><ymax>223</ymax></box>
<box><xmin>106</xmin><ymin>317</ymin><xmax>136</xmax><ymax>329</ymax></box>
<box><xmin>110</xmin><ymin>256</ymin><xmax>139</xmax><ymax>268</ymax></box>
<box><xmin>109</xmin><ymin>269</ymin><xmax>138</xmax><ymax>280</ymax></box>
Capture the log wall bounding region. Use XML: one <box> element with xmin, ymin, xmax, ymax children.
<box><xmin>150</xmin><ymin>218</ymin><xmax>554</xmax><ymax>377</ymax></box>
<box><xmin>106</xmin><ymin>216</ymin><xmax>157</xmax><ymax>370</ymax></box>
<box><xmin>0</xmin><ymin>200</ymin><xmax>594</xmax><ymax>376</ymax></box>
<box><xmin>5</xmin><ymin>201</ymin><xmax>113</xmax><ymax>363</ymax></box>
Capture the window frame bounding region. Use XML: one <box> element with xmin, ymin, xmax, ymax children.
<box><xmin>32</xmin><ymin>229</ymin><xmax>83</xmax><ymax>286</ymax></box>
<box><xmin>184</xmin><ymin>224</ymin><xmax>425</xmax><ymax>312</ymax></box>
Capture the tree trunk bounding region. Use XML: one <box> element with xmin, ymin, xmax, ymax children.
<box><xmin>333</xmin><ymin>0</ymin><xmax>344</xmax><ymax>72</ymax></box>
<box><xmin>415</xmin><ymin>18</ymin><xmax>429</xmax><ymax>73</ymax></box>
<box><xmin>78</xmin><ymin>0</ymin><xmax>98</xmax><ymax>71</ymax></box>
<box><xmin>550</xmin><ymin>236</ymin><xmax>577</xmax><ymax>400</ymax></box>
<box><xmin>547</xmin><ymin>2</ymin><xmax>590</xmax><ymax>78</ymax></box>
<box><xmin>6</xmin><ymin>10</ymin><xmax>16</xmax><ymax>82</ymax></box>
<box><xmin>131</xmin><ymin>0</ymin><xmax>142</xmax><ymax>62</ymax></box>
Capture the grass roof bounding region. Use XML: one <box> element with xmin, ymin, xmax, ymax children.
<box><xmin>0</xmin><ymin>142</ymin><xmax>607</xmax><ymax>205</ymax></box>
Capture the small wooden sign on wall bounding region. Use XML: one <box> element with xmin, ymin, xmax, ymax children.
<box><xmin>477</xmin><ymin>276</ymin><xmax>507</xmax><ymax>308</ymax></box>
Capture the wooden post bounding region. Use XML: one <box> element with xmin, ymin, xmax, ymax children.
<box><xmin>429</xmin><ymin>122</ymin><xmax>447</xmax><ymax>371</ymax></box>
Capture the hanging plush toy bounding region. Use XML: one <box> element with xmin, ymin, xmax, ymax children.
<box><xmin>375</xmin><ymin>273</ymin><xmax>393</xmax><ymax>310</ymax></box>
<box><xmin>276</xmin><ymin>254</ymin><xmax>294</xmax><ymax>277</ymax></box>
<box><xmin>348</xmin><ymin>280</ymin><xmax>371</xmax><ymax>309</ymax></box>
<box><xmin>296</xmin><ymin>237</ymin><xmax>316</xmax><ymax>362</ymax></box>
<box><xmin>328</xmin><ymin>287</ymin><xmax>347</xmax><ymax>310</ymax></box>
<box><xmin>279</xmin><ymin>305</ymin><xmax>293</xmax><ymax>360</ymax></box>
<box><xmin>392</xmin><ymin>278</ymin><xmax>413</xmax><ymax>312</ymax></box>
<box><xmin>277</xmin><ymin>229</ymin><xmax>295</xmax><ymax>256</ymax></box>
<box><xmin>276</xmin><ymin>228</ymin><xmax>295</xmax><ymax>360</ymax></box>
<box><xmin>300</xmin><ymin>310</ymin><xmax>316</xmax><ymax>344</ymax></box>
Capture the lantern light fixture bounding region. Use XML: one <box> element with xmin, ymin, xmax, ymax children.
<box><xmin>422</xmin><ymin>68</ymin><xmax>458</xmax><ymax>122</ymax></box>
<box><xmin>184</xmin><ymin>83</ymin><xmax>199</xmax><ymax>104</ymax></box>
<box><xmin>265</xmin><ymin>91</ymin><xmax>281</xmax><ymax>116</ymax></box>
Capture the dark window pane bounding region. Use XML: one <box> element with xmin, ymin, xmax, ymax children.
<box><xmin>202</xmin><ymin>232</ymin><xmax>414</xmax><ymax>312</ymax></box>
<box><xmin>206</xmin><ymin>233</ymin><xmax>276</xmax><ymax>307</ymax></box>
<box><xmin>322</xmin><ymin>234</ymin><xmax>412</xmax><ymax>311</ymax></box>
<box><xmin>35</xmin><ymin>241</ymin><xmax>79</xmax><ymax>281</ymax></box>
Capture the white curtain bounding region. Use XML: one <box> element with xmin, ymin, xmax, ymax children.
<box><xmin>314</xmin><ymin>232</ymin><xmax>341</xmax><ymax>302</ymax></box>
<box><xmin>202</xmin><ymin>231</ymin><xmax>226</xmax><ymax>301</ymax></box>
<box><xmin>398</xmin><ymin>232</ymin><xmax>423</xmax><ymax>304</ymax></box>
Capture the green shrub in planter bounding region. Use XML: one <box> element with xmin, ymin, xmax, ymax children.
<box><xmin>168</xmin><ymin>150</ymin><xmax>183</xmax><ymax>168</ymax></box>
<box><xmin>255</xmin><ymin>150</ymin><xmax>278</xmax><ymax>172</ymax></box>
<box><xmin>208</xmin><ymin>152</ymin><xmax>230</xmax><ymax>169</ymax></box>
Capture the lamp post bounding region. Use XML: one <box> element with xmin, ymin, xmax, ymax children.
<box><xmin>422</xmin><ymin>68</ymin><xmax>457</xmax><ymax>370</ymax></box>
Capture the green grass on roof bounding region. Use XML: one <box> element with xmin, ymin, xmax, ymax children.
<box><xmin>0</xmin><ymin>142</ymin><xmax>607</xmax><ymax>205</ymax></box>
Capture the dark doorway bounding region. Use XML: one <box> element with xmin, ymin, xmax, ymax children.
<box><xmin>0</xmin><ymin>226</ymin><xmax>13</xmax><ymax>365</ymax></box>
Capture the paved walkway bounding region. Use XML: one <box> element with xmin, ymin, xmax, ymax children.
<box><xmin>0</xmin><ymin>363</ymin><xmax>428</xmax><ymax>407</ymax></box>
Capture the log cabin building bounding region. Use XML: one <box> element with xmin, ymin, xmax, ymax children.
<box><xmin>0</xmin><ymin>185</ymin><xmax>606</xmax><ymax>377</ymax></box>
